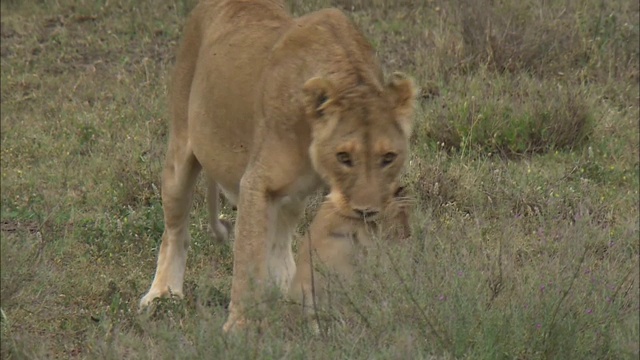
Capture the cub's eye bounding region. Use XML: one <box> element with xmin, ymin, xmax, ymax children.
<box><xmin>336</xmin><ymin>152</ymin><xmax>353</xmax><ymax>167</ymax></box>
<box><xmin>381</xmin><ymin>152</ymin><xmax>397</xmax><ymax>167</ymax></box>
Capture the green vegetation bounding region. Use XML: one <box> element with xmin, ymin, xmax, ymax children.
<box><xmin>1</xmin><ymin>0</ymin><xmax>638</xmax><ymax>358</ymax></box>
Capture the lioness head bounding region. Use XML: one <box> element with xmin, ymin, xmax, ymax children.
<box><xmin>303</xmin><ymin>73</ymin><xmax>416</xmax><ymax>220</ymax></box>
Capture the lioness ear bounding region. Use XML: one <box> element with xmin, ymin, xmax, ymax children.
<box><xmin>387</xmin><ymin>72</ymin><xmax>417</xmax><ymax>138</ymax></box>
<box><xmin>303</xmin><ymin>77</ymin><xmax>336</xmax><ymax>119</ymax></box>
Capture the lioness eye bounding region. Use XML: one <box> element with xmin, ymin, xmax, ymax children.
<box><xmin>381</xmin><ymin>152</ymin><xmax>397</xmax><ymax>167</ymax></box>
<box><xmin>336</xmin><ymin>152</ymin><xmax>353</xmax><ymax>167</ymax></box>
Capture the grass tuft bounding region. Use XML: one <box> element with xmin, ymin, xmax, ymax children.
<box><xmin>422</xmin><ymin>73</ymin><xmax>593</xmax><ymax>156</ymax></box>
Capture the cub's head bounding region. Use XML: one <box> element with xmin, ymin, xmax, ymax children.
<box><xmin>303</xmin><ymin>73</ymin><xmax>416</xmax><ymax>221</ymax></box>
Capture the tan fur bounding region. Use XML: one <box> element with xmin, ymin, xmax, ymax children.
<box><xmin>139</xmin><ymin>0</ymin><xmax>417</xmax><ymax>332</ymax></box>
<box><xmin>288</xmin><ymin>187</ymin><xmax>411</xmax><ymax>323</ymax></box>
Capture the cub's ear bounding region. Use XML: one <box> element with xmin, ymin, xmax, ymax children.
<box><xmin>303</xmin><ymin>77</ymin><xmax>336</xmax><ymax>119</ymax></box>
<box><xmin>387</xmin><ymin>72</ymin><xmax>417</xmax><ymax>138</ymax></box>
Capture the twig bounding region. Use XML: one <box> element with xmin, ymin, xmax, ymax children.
<box><xmin>383</xmin><ymin>243</ymin><xmax>453</xmax><ymax>351</ymax></box>
<box><xmin>487</xmin><ymin>235</ymin><xmax>504</xmax><ymax>308</ymax></box>
<box><xmin>609</xmin><ymin>263</ymin><xmax>636</xmax><ymax>305</ymax></box>
<box><xmin>543</xmin><ymin>246</ymin><xmax>588</xmax><ymax>353</ymax></box>
<box><xmin>307</xmin><ymin>232</ymin><xmax>324</xmax><ymax>337</ymax></box>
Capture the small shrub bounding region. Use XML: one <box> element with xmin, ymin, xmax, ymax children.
<box><xmin>423</xmin><ymin>74</ymin><xmax>592</xmax><ymax>156</ymax></box>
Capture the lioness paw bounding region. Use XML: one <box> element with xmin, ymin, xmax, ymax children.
<box><xmin>222</xmin><ymin>315</ymin><xmax>249</xmax><ymax>333</ymax></box>
<box><xmin>139</xmin><ymin>288</ymin><xmax>184</xmax><ymax>311</ymax></box>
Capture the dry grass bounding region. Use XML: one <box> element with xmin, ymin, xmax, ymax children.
<box><xmin>1</xmin><ymin>0</ymin><xmax>638</xmax><ymax>358</ymax></box>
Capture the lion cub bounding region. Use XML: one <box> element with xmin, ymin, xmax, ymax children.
<box><xmin>288</xmin><ymin>187</ymin><xmax>411</xmax><ymax>318</ymax></box>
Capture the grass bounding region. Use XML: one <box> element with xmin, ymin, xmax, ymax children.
<box><xmin>1</xmin><ymin>0</ymin><xmax>638</xmax><ymax>358</ymax></box>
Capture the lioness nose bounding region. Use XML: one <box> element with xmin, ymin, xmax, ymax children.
<box><xmin>354</xmin><ymin>208</ymin><xmax>379</xmax><ymax>219</ymax></box>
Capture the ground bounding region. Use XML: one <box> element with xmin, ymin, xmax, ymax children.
<box><xmin>1</xmin><ymin>0</ymin><xmax>638</xmax><ymax>358</ymax></box>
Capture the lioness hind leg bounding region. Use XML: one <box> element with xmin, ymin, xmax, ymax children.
<box><xmin>206</xmin><ymin>178</ymin><xmax>232</xmax><ymax>243</ymax></box>
<box><xmin>140</xmin><ymin>141</ymin><xmax>201</xmax><ymax>309</ymax></box>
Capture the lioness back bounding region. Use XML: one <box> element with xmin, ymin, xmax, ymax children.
<box><xmin>174</xmin><ymin>0</ymin><xmax>294</xmax><ymax>194</ymax></box>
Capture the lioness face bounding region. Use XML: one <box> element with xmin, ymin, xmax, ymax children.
<box><xmin>303</xmin><ymin>73</ymin><xmax>416</xmax><ymax>220</ymax></box>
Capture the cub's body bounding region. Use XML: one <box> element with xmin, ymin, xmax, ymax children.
<box><xmin>289</xmin><ymin>189</ymin><xmax>411</xmax><ymax>316</ymax></box>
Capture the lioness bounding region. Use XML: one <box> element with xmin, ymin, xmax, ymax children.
<box><xmin>140</xmin><ymin>0</ymin><xmax>416</xmax><ymax>332</ymax></box>
<box><xmin>288</xmin><ymin>186</ymin><xmax>411</xmax><ymax>322</ymax></box>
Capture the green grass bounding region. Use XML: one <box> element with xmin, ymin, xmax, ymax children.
<box><xmin>1</xmin><ymin>0</ymin><xmax>638</xmax><ymax>358</ymax></box>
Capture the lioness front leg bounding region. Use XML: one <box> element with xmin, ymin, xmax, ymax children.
<box><xmin>223</xmin><ymin>173</ymin><xmax>271</xmax><ymax>332</ymax></box>
<box><xmin>140</xmin><ymin>141</ymin><xmax>201</xmax><ymax>308</ymax></box>
<box><xmin>268</xmin><ymin>200</ymin><xmax>304</xmax><ymax>293</ymax></box>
